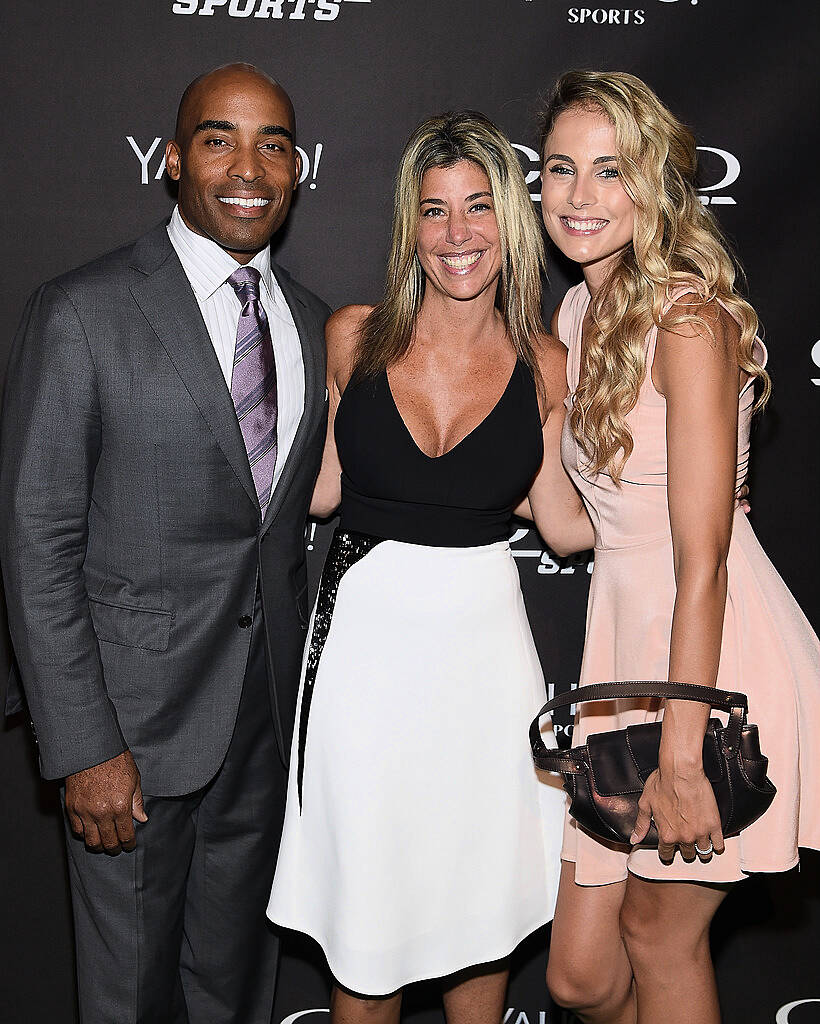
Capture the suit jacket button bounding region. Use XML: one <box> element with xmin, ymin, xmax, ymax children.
<box><xmin>238</xmin><ymin>615</ymin><xmax>253</xmax><ymax>629</ymax></box>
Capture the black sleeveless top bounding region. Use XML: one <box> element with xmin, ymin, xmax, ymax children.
<box><xmin>334</xmin><ymin>360</ymin><xmax>544</xmax><ymax>547</ymax></box>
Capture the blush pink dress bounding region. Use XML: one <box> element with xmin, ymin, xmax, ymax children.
<box><xmin>558</xmin><ymin>281</ymin><xmax>820</xmax><ymax>884</ymax></box>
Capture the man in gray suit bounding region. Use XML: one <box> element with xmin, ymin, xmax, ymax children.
<box><xmin>1</xmin><ymin>64</ymin><xmax>329</xmax><ymax>1023</ymax></box>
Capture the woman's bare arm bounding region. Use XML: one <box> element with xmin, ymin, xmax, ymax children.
<box><xmin>309</xmin><ymin>305</ymin><xmax>372</xmax><ymax>518</ymax></box>
<box><xmin>631</xmin><ymin>302</ymin><xmax>741</xmax><ymax>860</ymax></box>
<box><xmin>525</xmin><ymin>335</ymin><xmax>595</xmax><ymax>556</ymax></box>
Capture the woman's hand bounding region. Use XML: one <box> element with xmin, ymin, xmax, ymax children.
<box><xmin>630</xmin><ymin>763</ymin><xmax>725</xmax><ymax>864</ymax></box>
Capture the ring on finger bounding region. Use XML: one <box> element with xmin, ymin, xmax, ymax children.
<box><xmin>695</xmin><ymin>841</ymin><xmax>714</xmax><ymax>857</ymax></box>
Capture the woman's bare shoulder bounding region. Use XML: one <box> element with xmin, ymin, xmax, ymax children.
<box><xmin>326</xmin><ymin>304</ymin><xmax>374</xmax><ymax>375</ymax></box>
<box><xmin>530</xmin><ymin>332</ymin><xmax>569</xmax><ymax>419</ymax></box>
<box><xmin>326</xmin><ymin>304</ymin><xmax>374</xmax><ymax>344</ymax></box>
<box><xmin>660</xmin><ymin>293</ymin><xmax>739</xmax><ymax>350</ymax></box>
<box><xmin>533</xmin><ymin>332</ymin><xmax>569</xmax><ymax>384</ymax></box>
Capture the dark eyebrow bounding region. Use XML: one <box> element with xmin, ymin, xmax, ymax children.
<box><xmin>420</xmin><ymin>191</ymin><xmax>492</xmax><ymax>206</ymax></box>
<box><xmin>259</xmin><ymin>124</ymin><xmax>294</xmax><ymax>143</ymax></box>
<box><xmin>544</xmin><ymin>153</ymin><xmax>618</xmax><ymax>165</ymax></box>
<box><xmin>194</xmin><ymin>120</ymin><xmax>237</xmax><ymax>133</ymax></box>
<box><xmin>192</xmin><ymin>121</ymin><xmax>294</xmax><ymax>145</ymax></box>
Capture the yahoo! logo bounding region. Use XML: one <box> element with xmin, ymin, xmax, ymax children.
<box><xmin>279</xmin><ymin>1011</ymin><xmax>329</xmax><ymax>1024</ymax></box>
<box><xmin>126</xmin><ymin>136</ymin><xmax>324</xmax><ymax>190</ymax></box>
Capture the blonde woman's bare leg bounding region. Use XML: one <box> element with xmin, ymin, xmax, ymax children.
<box><xmin>547</xmin><ymin>861</ymin><xmax>635</xmax><ymax>1023</ymax></box>
<box><xmin>620</xmin><ymin>875</ymin><xmax>728</xmax><ymax>1024</ymax></box>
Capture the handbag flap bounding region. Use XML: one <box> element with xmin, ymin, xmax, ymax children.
<box><xmin>587</xmin><ymin>720</ymin><xmax>726</xmax><ymax>797</ymax></box>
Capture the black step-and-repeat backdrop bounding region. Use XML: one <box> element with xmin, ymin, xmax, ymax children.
<box><xmin>2</xmin><ymin>2</ymin><xmax>819</xmax><ymax>1022</ymax></box>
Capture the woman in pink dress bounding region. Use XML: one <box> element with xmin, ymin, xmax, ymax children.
<box><xmin>537</xmin><ymin>71</ymin><xmax>820</xmax><ymax>1023</ymax></box>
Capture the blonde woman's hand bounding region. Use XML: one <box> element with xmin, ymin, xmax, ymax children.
<box><xmin>630</xmin><ymin>763</ymin><xmax>725</xmax><ymax>864</ymax></box>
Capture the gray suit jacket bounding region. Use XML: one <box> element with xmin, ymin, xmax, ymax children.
<box><xmin>0</xmin><ymin>222</ymin><xmax>330</xmax><ymax>795</ymax></box>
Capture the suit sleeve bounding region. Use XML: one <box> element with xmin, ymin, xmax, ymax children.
<box><xmin>0</xmin><ymin>283</ymin><xmax>126</xmax><ymax>779</ymax></box>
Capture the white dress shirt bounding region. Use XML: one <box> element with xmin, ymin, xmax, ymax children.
<box><xmin>167</xmin><ymin>206</ymin><xmax>305</xmax><ymax>502</ymax></box>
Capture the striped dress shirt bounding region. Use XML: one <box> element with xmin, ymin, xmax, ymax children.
<box><xmin>167</xmin><ymin>206</ymin><xmax>305</xmax><ymax>500</ymax></box>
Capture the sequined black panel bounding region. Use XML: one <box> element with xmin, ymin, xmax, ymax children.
<box><xmin>297</xmin><ymin>529</ymin><xmax>385</xmax><ymax>809</ymax></box>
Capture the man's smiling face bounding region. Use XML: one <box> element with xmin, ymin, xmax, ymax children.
<box><xmin>165</xmin><ymin>65</ymin><xmax>301</xmax><ymax>264</ymax></box>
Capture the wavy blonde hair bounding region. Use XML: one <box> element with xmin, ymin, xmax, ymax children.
<box><xmin>540</xmin><ymin>70</ymin><xmax>770</xmax><ymax>481</ymax></box>
<box><xmin>356</xmin><ymin>111</ymin><xmax>546</xmax><ymax>381</ymax></box>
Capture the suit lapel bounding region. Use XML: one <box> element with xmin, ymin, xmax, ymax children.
<box><xmin>129</xmin><ymin>225</ymin><xmax>258</xmax><ymax>509</ymax></box>
<box><xmin>261</xmin><ymin>261</ymin><xmax>324</xmax><ymax>536</ymax></box>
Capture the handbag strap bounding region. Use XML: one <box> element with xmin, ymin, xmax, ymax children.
<box><xmin>532</xmin><ymin>745</ymin><xmax>589</xmax><ymax>774</ymax></box>
<box><xmin>530</xmin><ymin>681</ymin><xmax>749</xmax><ymax>765</ymax></box>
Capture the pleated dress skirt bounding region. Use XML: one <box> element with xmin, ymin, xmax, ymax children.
<box><xmin>267</xmin><ymin>531</ymin><xmax>565</xmax><ymax>996</ymax></box>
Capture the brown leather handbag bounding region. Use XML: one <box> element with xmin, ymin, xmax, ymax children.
<box><xmin>530</xmin><ymin>681</ymin><xmax>776</xmax><ymax>847</ymax></box>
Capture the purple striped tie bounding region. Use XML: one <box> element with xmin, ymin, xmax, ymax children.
<box><xmin>228</xmin><ymin>266</ymin><xmax>278</xmax><ymax>516</ymax></box>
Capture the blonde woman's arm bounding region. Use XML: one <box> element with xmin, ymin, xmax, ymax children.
<box><xmin>631</xmin><ymin>301</ymin><xmax>740</xmax><ymax>862</ymax></box>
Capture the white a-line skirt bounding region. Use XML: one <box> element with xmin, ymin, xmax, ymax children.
<box><xmin>267</xmin><ymin>532</ymin><xmax>565</xmax><ymax>996</ymax></box>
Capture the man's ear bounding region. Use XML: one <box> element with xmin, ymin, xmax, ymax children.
<box><xmin>165</xmin><ymin>140</ymin><xmax>182</xmax><ymax>182</ymax></box>
<box><xmin>293</xmin><ymin>149</ymin><xmax>302</xmax><ymax>189</ymax></box>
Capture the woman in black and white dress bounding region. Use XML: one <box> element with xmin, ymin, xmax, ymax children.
<box><xmin>268</xmin><ymin>112</ymin><xmax>593</xmax><ymax>1023</ymax></box>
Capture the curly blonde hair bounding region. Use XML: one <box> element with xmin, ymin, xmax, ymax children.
<box><xmin>540</xmin><ymin>70</ymin><xmax>770</xmax><ymax>481</ymax></box>
<box><xmin>356</xmin><ymin>111</ymin><xmax>546</xmax><ymax>381</ymax></box>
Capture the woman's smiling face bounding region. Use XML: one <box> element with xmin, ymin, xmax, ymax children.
<box><xmin>540</xmin><ymin>106</ymin><xmax>635</xmax><ymax>282</ymax></box>
<box><xmin>415</xmin><ymin>160</ymin><xmax>502</xmax><ymax>303</ymax></box>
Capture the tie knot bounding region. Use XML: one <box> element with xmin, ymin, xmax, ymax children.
<box><xmin>229</xmin><ymin>266</ymin><xmax>262</xmax><ymax>303</ymax></box>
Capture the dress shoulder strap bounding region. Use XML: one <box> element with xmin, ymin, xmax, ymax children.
<box><xmin>645</xmin><ymin>284</ymin><xmax>768</xmax><ymax>368</ymax></box>
<box><xmin>556</xmin><ymin>282</ymin><xmax>588</xmax><ymax>350</ymax></box>
<box><xmin>557</xmin><ymin>282</ymin><xmax>590</xmax><ymax>392</ymax></box>
<box><xmin>644</xmin><ymin>284</ymin><xmax>701</xmax><ymax>371</ymax></box>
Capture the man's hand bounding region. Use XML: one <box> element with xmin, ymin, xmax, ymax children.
<box><xmin>65</xmin><ymin>750</ymin><xmax>148</xmax><ymax>854</ymax></box>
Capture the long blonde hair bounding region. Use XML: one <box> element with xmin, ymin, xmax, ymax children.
<box><xmin>356</xmin><ymin>111</ymin><xmax>546</xmax><ymax>380</ymax></box>
<box><xmin>540</xmin><ymin>71</ymin><xmax>770</xmax><ymax>481</ymax></box>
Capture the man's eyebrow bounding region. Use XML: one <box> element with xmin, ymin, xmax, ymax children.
<box><xmin>259</xmin><ymin>125</ymin><xmax>294</xmax><ymax>143</ymax></box>
<box><xmin>194</xmin><ymin>120</ymin><xmax>237</xmax><ymax>133</ymax></box>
